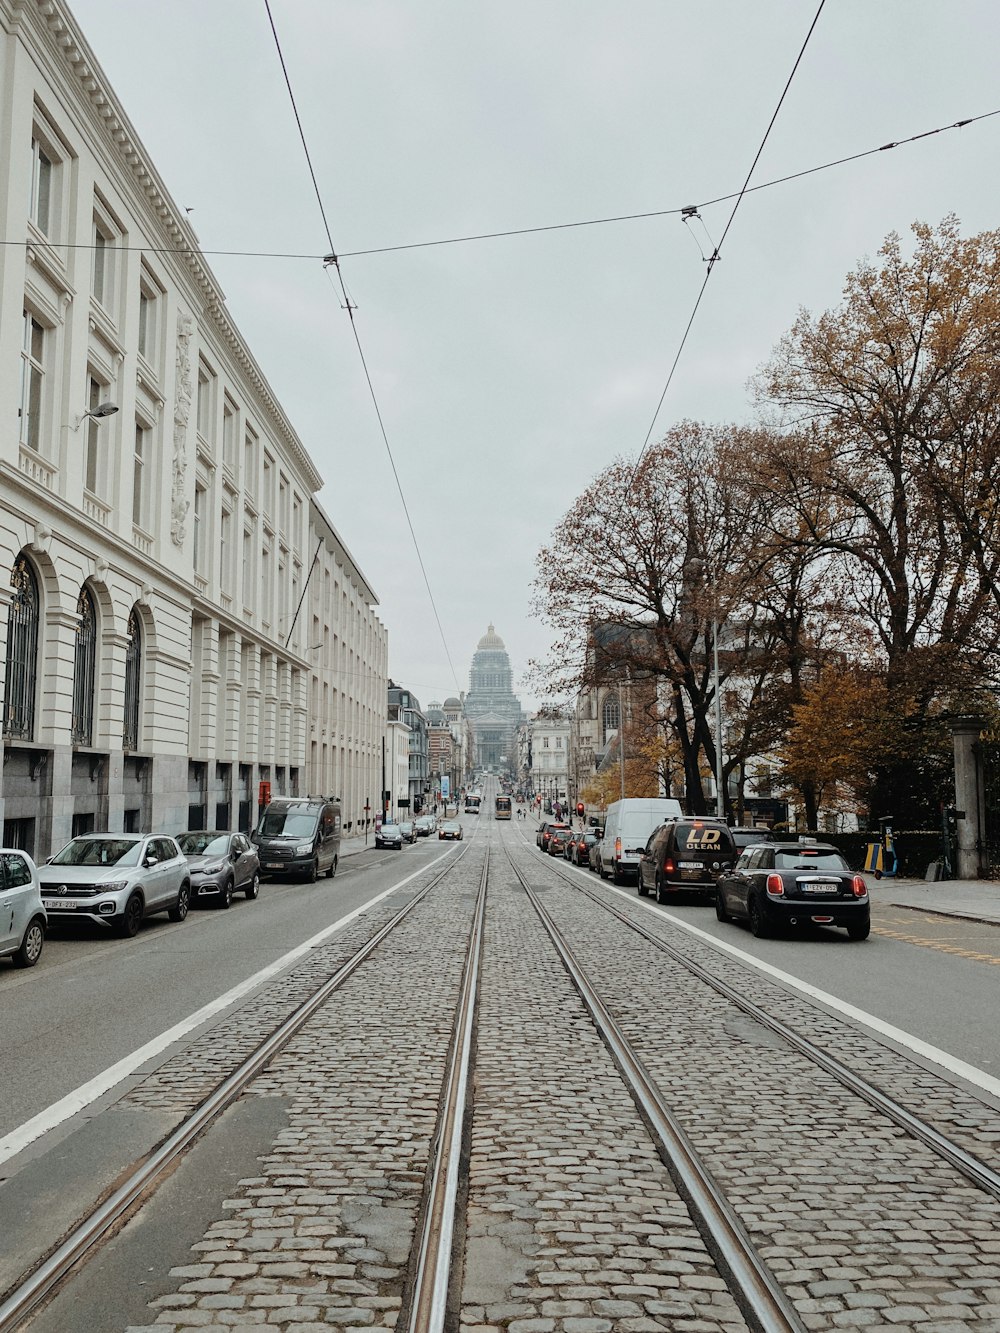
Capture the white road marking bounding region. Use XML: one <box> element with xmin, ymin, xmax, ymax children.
<box><xmin>0</xmin><ymin>852</ymin><xmax>450</xmax><ymax>1166</ymax></box>
<box><xmin>595</xmin><ymin>874</ymin><xmax>1000</xmax><ymax>1100</ymax></box>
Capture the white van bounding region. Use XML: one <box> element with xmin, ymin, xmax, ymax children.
<box><xmin>597</xmin><ymin>798</ymin><xmax>683</xmax><ymax>884</ymax></box>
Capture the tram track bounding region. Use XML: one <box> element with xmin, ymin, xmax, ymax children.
<box><xmin>516</xmin><ymin>825</ymin><xmax>1000</xmax><ymax>1203</ymax></box>
<box><xmin>0</xmin><ymin>834</ymin><xmax>483</xmax><ymax>1333</ymax></box>
<box><xmin>8</xmin><ymin>811</ymin><xmax>1000</xmax><ymax>1331</ymax></box>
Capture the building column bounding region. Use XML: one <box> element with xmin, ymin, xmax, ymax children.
<box><xmin>952</xmin><ymin>717</ymin><xmax>984</xmax><ymax>880</ymax></box>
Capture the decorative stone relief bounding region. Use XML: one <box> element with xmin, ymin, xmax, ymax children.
<box><xmin>171</xmin><ymin>312</ymin><xmax>194</xmax><ymax>545</ymax></box>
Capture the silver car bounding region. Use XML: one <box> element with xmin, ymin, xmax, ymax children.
<box><xmin>38</xmin><ymin>833</ymin><xmax>191</xmax><ymax>937</ymax></box>
<box><xmin>176</xmin><ymin>831</ymin><xmax>261</xmax><ymax>908</ymax></box>
<box><xmin>0</xmin><ymin>848</ymin><xmax>46</xmax><ymax>968</ymax></box>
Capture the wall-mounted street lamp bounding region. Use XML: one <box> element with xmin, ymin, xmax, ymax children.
<box><xmin>74</xmin><ymin>401</ymin><xmax>119</xmax><ymax>430</ymax></box>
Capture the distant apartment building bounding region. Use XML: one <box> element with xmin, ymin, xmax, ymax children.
<box><xmin>387</xmin><ymin>682</ymin><xmax>428</xmax><ymax>813</ymax></box>
<box><xmin>0</xmin><ymin>0</ymin><xmax>387</xmax><ymax>854</ymax></box>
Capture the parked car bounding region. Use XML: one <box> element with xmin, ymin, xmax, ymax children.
<box><xmin>598</xmin><ymin>798</ymin><xmax>683</xmax><ymax>883</ymax></box>
<box><xmin>398</xmin><ymin>820</ymin><xmax>418</xmax><ymax>844</ymax></box>
<box><xmin>715</xmin><ymin>840</ymin><xmax>870</xmax><ymax>940</ymax></box>
<box><xmin>252</xmin><ymin>797</ymin><xmax>341</xmax><ymax>881</ymax></box>
<box><xmin>638</xmin><ymin>818</ymin><xmax>737</xmax><ymax>902</ymax></box>
<box><xmin>567</xmin><ymin>830</ymin><xmax>600</xmax><ymax>866</ymax></box>
<box><xmin>588</xmin><ymin>835</ymin><xmax>604</xmax><ymax>873</ymax></box>
<box><xmin>176</xmin><ymin>831</ymin><xmax>260</xmax><ymax>908</ymax></box>
<box><xmin>38</xmin><ymin>833</ymin><xmax>190</xmax><ymax>937</ymax></box>
<box><xmin>376</xmin><ymin>822</ymin><xmax>404</xmax><ymax>849</ymax></box>
<box><xmin>438</xmin><ymin>821</ymin><xmax>463</xmax><ymax>841</ymax></box>
<box><xmin>415</xmin><ymin>815</ymin><xmax>437</xmax><ymax>837</ymax></box>
<box><xmin>730</xmin><ymin>826</ymin><xmax>777</xmax><ymax>854</ymax></box>
<box><xmin>547</xmin><ymin>827</ymin><xmax>575</xmax><ymax>857</ymax></box>
<box><xmin>0</xmin><ymin>848</ymin><xmax>46</xmax><ymax>968</ymax></box>
<box><xmin>537</xmin><ymin>819</ymin><xmax>571</xmax><ymax>853</ymax></box>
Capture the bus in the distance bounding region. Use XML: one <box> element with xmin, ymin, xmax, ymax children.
<box><xmin>495</xmin><ymin>795</ymin><xmax>512</xmax><ymax>820</ymax></box>
<box><xmin>464</xmin><ymin>793</ymin><xmax>481</xmax><ymax>815</ymax></box>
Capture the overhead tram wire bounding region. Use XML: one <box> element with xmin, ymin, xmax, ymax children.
<box><xmin>262</xmin><ymin>0</ymin><xmax>462</xmax><ymax>696</ymax></box>
<box><xmin>3</xmin><ymin>107</ymin><xmax>996</xmax><ymax>267</ymax></box>
<box><xmin>624</xmin><ymin>0</ymin><xmax>827</xmax><ymax>499</ymax></box>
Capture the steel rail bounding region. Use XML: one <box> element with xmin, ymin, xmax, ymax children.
<box><xmin>404</xmin><ymin>847</ymin><xmax>488</xmax><ymax>1333</ymax></box>
<box><xmin>520</xmin><ymin>829</ymin><xmax>1000</xmax><ymax>1204</ymax></box>
<box><xmin>503</xmin><ymin>845</ymin><xmax>805</xmax><ymax>1333</ymax></box>
<box><xmin>0</xmin><ymin>843</ymin><xmax>472</xmax><ymax>1333</ymax></box>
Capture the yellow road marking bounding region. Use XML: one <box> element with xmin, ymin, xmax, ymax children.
<box><xmin>871</xmin><ymin>923</ymin><xmax>1000</xmax><ymax>965</ymax></box>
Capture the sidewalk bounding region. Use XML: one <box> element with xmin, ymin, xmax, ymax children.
<box><xmin>864</xmin><ymin>873</ymin><xmax>1000</xmax><ymax>926</ymax></box>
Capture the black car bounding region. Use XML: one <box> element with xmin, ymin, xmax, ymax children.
<box><xmin>638</xmin><ymin>818</ymin><xmax>737</xmax><ymax>902</ymax></box>
<box><xmin>715</xmin><ymin>840</ymin><xmax>870</xmax><ymax>940</ymax></box>
<box><xmin>567</xmin><ymin>830</ymin><xmax>599</xmax><ymax>866</ymax></box>
<box><xmin>730</xmin><ymin>826</ymin><xmax>776</xmax><ymax>854</ymax></box>
<box><xmin>537</xmin><ymin>820</ymin><xmax>571</xmax><ymax>853</ymax></box>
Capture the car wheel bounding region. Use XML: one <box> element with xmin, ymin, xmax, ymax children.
<box><xmin>847</xmin><ymin>920</ymin><xmax>871</xmax><ymax>941</ymax></box>
<box><xmin>655</xmin><ymin>873</ymin><xmax>669</xmax><ymax>904</ymax></box>
<box><xmin>715</xmin><ymin>891</ymin><xmax>730</xmax><ymax>923</ymax></box>
<box><xmin>327</xmin><ymin>856</ymin><xmax>338</xmax><ymax>879</ymax></box>
<box><xmin>168</xmin><ymin>882</ymin><xmax>190</xmax><ymax>922</ymax></box>
<box><xmin>12</xmin><ymin>916</ymin><xmax>44</xmax><ymax>968</ymax></box>
<box><xmin>637</xmin><ymin>874</ymin><xmax>649</xmax><ymax>897</ymax></box>
<box><xmin>748</xmin><ymin>895</ymin><xmax>770</xmax><ymax>938</ymax></box>
<box><xmin>599</xmin><ymin>860</ymin><xmax>608</xmax><ymax>880</ymax></box>
<box><xmin>245</xmin><ymin>873</ymin><xmax>260</xmax><ymax>900</ymax></box>
<box><xmin>119</xmin><ymin>892</ymin><xmax>143</xmax><ymax>937</ymax></box>
<box><xmin>218</xmin><ymin>878</ymin><xmax>234</xmax><ymax>910</ymax></box>
<box><xmin>307</xmin><ymin>858</ymin><xmax>319</xmax><ymax>882</ymax></box>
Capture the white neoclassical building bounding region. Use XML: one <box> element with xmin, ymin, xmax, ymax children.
<box><xmin>0</xmin><ymin>0</ymin><xmax>387</xmax><ymax>855</ymax></box>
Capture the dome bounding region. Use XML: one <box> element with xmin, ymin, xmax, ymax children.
<box><xmin>476</xmin><ymin>623</ymin><xmax>505</xmax><ymax>651</ymax></box>
<box><xmin>443</xmin><ymin>696</ymin><xmax>461</xmax><ymax>708</ymax></box>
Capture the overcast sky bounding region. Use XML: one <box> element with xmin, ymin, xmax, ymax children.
<box><xmin>70</xmin><ymin>0</ymin><xmax>1000</xmax><ymax>709</ymax></box>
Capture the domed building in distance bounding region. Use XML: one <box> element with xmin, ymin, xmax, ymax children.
<box><xmin>464</xmin><ymin>625</ymin><xmax>524</xmax><ymax>774</ymax></box>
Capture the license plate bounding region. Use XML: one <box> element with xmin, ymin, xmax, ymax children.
<box><xmin>679</xmin><ymin>861</ymin><xmax>702</xmax><ymax>869</ymax></box>
<box><xmin>800</xmin><ymin>883</ymin><xmax>836</xmax><ymax>894</ymax></box>
<box><xmin>43</xmin><ymin>898</ymin><xmax>84</xmax><ymax>910</ymax></box>
<box><xmin>265</xmin><ymin>862</ymin><xmax>283</xmax><ymax>870</ymax></box>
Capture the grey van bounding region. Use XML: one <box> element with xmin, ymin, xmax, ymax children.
<box><xmin>253</xmin><ymin>797</ymin><xmax>341</xmax><ymax>882</ymax></box>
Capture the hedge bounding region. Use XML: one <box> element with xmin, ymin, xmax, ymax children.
<box><xmin>798</xmin><ymin>830</ymin><xmax>944</xmax><ymax>878</ymax></box>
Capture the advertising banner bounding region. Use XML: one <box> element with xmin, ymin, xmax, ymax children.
<box><xmin>441</xmin><ymin>775</ymin><xmax>450</xmax><ymax>799</ymax></box>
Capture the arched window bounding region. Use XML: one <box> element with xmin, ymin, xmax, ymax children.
<box><xmin>602</xmin><ymin>695</ymin><xmax>620</xmax><ymax>745</ymax></box>
<box><xmin>3</xmin><ymin>555</ymin><xmax>40</xmax><ymax>740</ymax></box>
<box><xmin>123</xmin><ymin>607</ymin><xmax>142</xmax><ymax>751</ymax></box>
<box><xmin>71</xmin><ymin>585</ymin><xmax>97</xmax><ymax>745</ymax></box>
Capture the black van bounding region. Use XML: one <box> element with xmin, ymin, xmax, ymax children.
<box><xmin>638</xmin><ymin>817</ymin><xmax>736</xmax><ymax>903</ymax></box>
<box><xmin>252</xmin><ymin>797</ymin><xmax>341</xmax><ymax>882</ymax></box>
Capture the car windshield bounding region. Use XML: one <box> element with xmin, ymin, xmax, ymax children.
<box><xmin>258</xmin><ymin>809</ymin><xmax>318</xmax><ymax>838</ymax></box>
<box><xmin>51</xmin><ymin>837</ymin><xmax>143</xmax><ymax>867</ymax></box>
<box><xmin>775</xmin><ymin>848</ymin><xmax>849</xmax><ymax>871</ymax></box>
<box><xmin>177</xmin><ymin>833</ymin><xmax>229</xmax><ymax>857</ymax></box>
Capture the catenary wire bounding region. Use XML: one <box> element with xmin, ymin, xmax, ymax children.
<box><xmin>626</xmin><ymin>0</ymin><xmax>826</xmax><ymax>493</ymax></box>
<box><xmin>263</xmin><ymin>0</ymin><xmax>462</xmax><ymax>695</ymax></box>
<box><xmin>3</xmin><ymin>108</ymin><xmax>996</xmax><ymax>265</ymax></box>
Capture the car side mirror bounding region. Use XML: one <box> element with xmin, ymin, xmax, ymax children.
<box><xmin>145</xmin><ymin>855</ymin><xmax>158</xmax><ymax>867</ymax></box>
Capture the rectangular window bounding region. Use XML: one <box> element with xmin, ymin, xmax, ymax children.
<box><xmin>222</xmin><ymin>396</ymin><xmax>237</xmax><ymax>471</ymax></box>
<box><xmin>261</xmin><ymin>542</ymin><xmax>272</xmax><ymax>624</ymax></box>
<box><xmin>262</xmin><ymin>454</ymin><xmax>273</xmax><ymax>516</ymax></box>
<box><xmin>85</xmin><ymin>375</ymin><xmax>105</xmax><ymax>493</ymax></box>
<box><xmin>543</xmin><ymin>736</ymin><xmax>550</xmax><ymax>748</ymax></box>
<box><xmin>244</xmin><ymin>427</ymin><xmax>257</xmax><ymax>496</ymax></box>
<box><xmin>196</xmin><ymin>361</ymin><xmax>215</xmax><ymax>441</ymax></box>
<box><xmin>18</xmin><ymin>312</ymin><xmax>44</xmax><ymax>451</ymax></box>
<box><xmin>93</xmin><ymin>219</ymin><xmax>111</xmax><ymax>305</ymax></box>
<box><xmin>133</xmin><ymin>423</ymin><xmax>147</xmax><ymax>527</ymax></box>
<box><xmin>556</xmin><ymin>736</ymin><xmax>562</xmax><ymax>748</ymax></box>
<box><xmin>193</xmin><ymin>484</ymin><xmax>206</xmax><ymax>572</ymax></box>
<box><xmin>220</xmin><ymin>508</ymin><xmax>232</xmax><ymax>592</ymax></box>
<box><xmin>29</xmin><ymin>138</ymin><xmax>52</xmax><ymax>233</ymax></box>
<box><xmin>242</xmin><ymin>524</ymin><xmax>253</xmax><ymax>606</ymax></box>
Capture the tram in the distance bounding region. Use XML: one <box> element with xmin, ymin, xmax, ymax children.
<box><xmin>495</xmin><ymin>795</ymin><xmax>512</xmax><ymax>820</ymax></box>
<box><xmin>464</xmin><ymin>793</ymin><xmax>482</xmax><ymax>815</ymax></box>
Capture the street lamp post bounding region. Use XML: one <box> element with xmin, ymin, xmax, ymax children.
<box><xmin>713</xmin><ymin>615</ymin><xmax>724</xmax><ymax>819</ymax></box>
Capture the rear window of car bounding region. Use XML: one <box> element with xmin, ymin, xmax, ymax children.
<box><xmin>674</xmin><ymin>823</ymin><xmax>735</xmax><ymax>853</ymax></box>
<box><xmin>775</xmin><ymin>848</ymin><xmax>849</xmax><ymax>871</ymax></box>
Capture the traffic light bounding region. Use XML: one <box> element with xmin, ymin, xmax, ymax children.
<box><xmin>576</xmin><ymin>802</ymin><xmax>585</xmax><ymax>817</ymax></box>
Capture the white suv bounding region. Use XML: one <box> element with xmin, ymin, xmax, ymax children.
<box><xmin>0</xmin><ymin>848</ymin><xmax>46</xmax><ymax>968</ymax></box>
<box><xmin>38</xmin><ymin>834</ymin><xmax>191</xmax><ymax>938</ymax></box>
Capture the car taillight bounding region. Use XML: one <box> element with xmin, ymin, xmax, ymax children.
<box><xmin>663</xmin><ymin>859</ymin><xmax>676</xmax><ymax>874</ymax></box>
<box><xmin>852</xmin><ymin>875</ymin><xmax>868</xmax><ymax>897</ymax></box>
<box><xmin>766</xmin><ymin>874</ymin><xmax>784</xmax><ymax>896</ymax></box>
<box><xmin>615</xmin><ymin>837</ymin><xmax>622</xmax><ymax>859</ymax></box>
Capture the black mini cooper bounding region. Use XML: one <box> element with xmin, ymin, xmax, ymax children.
<box><xmin>715</xmin><ymin>840</ymin><xmax>870</xmax><ymax>940</ymax></box>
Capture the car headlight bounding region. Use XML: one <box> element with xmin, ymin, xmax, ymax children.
<box><xmin>101</xmin><ymin>880</ymin><xmax>129</xmax><ymax>893</ymax></box>
<box><xmin>295</xmin><ymin>841</ymin><xmax>314</xmax><ymax>855</ymax></box>
<box><xmin>198</xmin><ymin>860</ymin><xmax>226</xmax><ymax>875</ymax></box>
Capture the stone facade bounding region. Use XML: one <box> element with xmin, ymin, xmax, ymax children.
<box><xmin>463</xmin><ymin>625</ymin><xmax>522</xmax><ymax>774</ymax></box>
<box><xmin>0</xmin><ymin>0</ymin><xmax>386</xmax><ymax>855</ymax></box>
